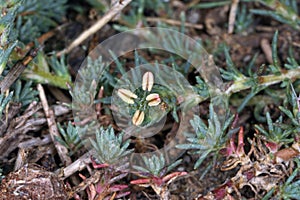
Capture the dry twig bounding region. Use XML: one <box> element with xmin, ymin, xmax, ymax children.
<box><xmin>37</xmin><ymin>84</ymin><xmax>72</xmax><ymax>166</ymax></box>
<box><xmin>228</xmin><ymin>0</ymin><xmax>239</xmax><ymax>34</ymax></box>
<box><xmin>59</xmin><ymin>151</ymin><xmax>93</xmax><ymax>179</ymax></box>
<box><xmin>146</xmin><ymin>17</ymin><xmax>203</xmax><ymax>30</ymax></box>
<box><xmin>56</xmin><ymin>0</ymin><xmax>133</xmax><ymax>57</ymax></box>
<box><xmin>0</xmin><ymin>48</ymin><xmax>40</xmax><ymax>94</ymax></box>
<box><xmin>261</xmin><ymin>38</ymin><xmax>273</xmax><ymax>64</ymax></box>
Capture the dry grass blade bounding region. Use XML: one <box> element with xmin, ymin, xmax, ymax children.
<box><xmin>56</xmin><ymin>0</ymin><xmax>133</xmax><ymax>57</ymax></box>
<box><xmin>228</xmin><ymin>0</ymin><xmax>239</xmax><ymax>34</ymax></box>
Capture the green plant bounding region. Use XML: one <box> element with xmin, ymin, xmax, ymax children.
<box><xmin>276</xmin><ymin>161</ymin><xmax>300</xmax><ymax>200</ymax></box>
<box><xmin>57</xmin><ymin>121</ymin><xmax>85</xmax><ymax>156</ymax></box>
<box><xmin>262</xmin><ymin>159</ymin><xmax>300</xmax><ymax>200</ymax></box>
<box><xmin>71</xmin><ymin>56</ymin><xmax>106</xmax><ymax>116</ymax></box>
<box><xmin>73</xmin><ymin>126</ymin><xmax>132</xmax><ymax>199</ymax></box>
<box><xmin>76</xmin><ymin>157</ymin><xmax>130</xmax><ymax>200</ymax></box>
<box><xmin>16</xmin><ymin>0</ymin><xmax>67</xmax><ymax>43</ymax></box>
<box><xmin>176</xmin><ymin>104</ymin><xmax>235</xmax><ymax>169</ymax></box>
<box><xmin>234</xmin><ymin>4</ymin><xmax>253</xmax><ymax>34</ymax></box>
<box><xmin>12</xmin><ymin>80</ymin><xmax>38</xmax><ymax>108</ymax></box>
<box><xmin>90</xmin><ymin>126</ymin><xmax>133</xmax><ymax>166</ymax></box>
<box><xmin>194</xmin><ymin>0</ymin><xmax>231</xmax><ymax>9</ymax></box>
<box><xmin>254</xmin><ymin>112</ymin><xmax>293</xmax><ymax>153</ymax></box>
<box><xmin>214</xmin><ymin>31</ymin><xmax>300</xmax><ymax>115</ymax></box>
<box><xmin>113</xmin><ymin>0</ymin><xmax>172</xmax><ymax>31</ymax></box>
<box><xmin>131</xmin><ymin>154</ymin><xmax>186</xmax><ymax>199</ymax></box>
<box><xmin>0</xmin><ymin>0</ymin><xmax>20</xmax><ymax>75</ymax></box>
<box><xmin>0</xmin><ymin>0</ymin><xmax>72</xmax><ymax>92</ymax></box>
<box><xmin>251</xmin><ymin>0</ymin><xmax>300</xmax><ymax>30</ymax></box>
<box><xmin>0</xmin><ymin>92</ymin><xmax>13</xmax><ymax>119</ymax></box>
<box><xmin>3</xmin><ymin>1</ymin><xmax>300</xmax><ymax>199</ymax></box>
<box><xmin>253</xmin><ymin>83</ymin><xmax>300</xmax><ymax>150</ymax></box>
<box><xmin>22</xmin><ymin>53</ymin><xmax>72</xmax><ymax>89</ymax></box>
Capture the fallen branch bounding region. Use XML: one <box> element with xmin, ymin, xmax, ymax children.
<box><xmin>58</xmin><ymin>151</ymin><xmax>93</xmax><ymax>179</ymax></box>
<box><xmin>38</xmin><ymin>84</ymin><xmax>72</xmax><ymax>166</ymax></box>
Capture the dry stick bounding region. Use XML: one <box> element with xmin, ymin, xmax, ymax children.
<box><xmin>292</xmin><ymin>41</ymin><xmax>300</xmax><ymax>48</ymax></box>
<box><xmin>0</xmin><ymin>47</ymin><xmax>39</xmax><ymax>94</ymax></box>
<box><xmin>261</xmin><ymin>38</ymin><xmax>273</xmax><ymax>64</ymax></box>
<box><xmin>146</xmin><ymin>17</ymin><xmax>203</xmax><ymax>30</ymax></box>
<box><xmin>56</xmin><ymin>0</ymin><xmax>133</xmax><ymax>57</ymax></box>
<box><xmin>37</xmin><ymin>84</ymin><xmax>72</xmax><ymax>166</ymax></box>
<box><xmin>14</xmin><ymin>135</ymin><xmax>52</xmax><ymax>171</ymax></box>
<box><xmin>96</xmin><ymin>86</ymin><xmax>104</xmax><ymax>119</ymax></box>
<box><xmin>58</xmin><ymin>150</ymin><xmax>93</xmax><ymax>179</ymax></box>
<box><xmin>14</xmin><ymin>148</ymin><xmax>28</xmax><ymax>171</ymax></box>
<box><xmin>228</xmin><ymin>0</ymin><xmax>239</xmax><ymax>34</ymax></box>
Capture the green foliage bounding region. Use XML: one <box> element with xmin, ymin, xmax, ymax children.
<box><xmin>251</xmin><ymin>0</ymin><xmax>300</xmax><ymax>30</ymax></box>
<box><xmin>276</xmin><ymin>159</ymin><xmax>300</xmax><ymax>199</ymax></box>
<box><xmin>113</xmin><ymin>0</ymin><xmax>171</xmax><ymax>31</ymax></box>
<box><xmin>285</xmin><ymin>47</ymin><xmax>300</xmax><ymax>70</ymax></box>
<box><xmin>71</xmin><ymin>56</ymin><xmax>107</xmax><ymax>110</ymax></box>
<box><xmin>254</xmin><ymin>112</ymin><xmax>293</xmax><ymax>146</ymax></box>
<box><xmin>0</xmin><ymin>1</ymin><xmax>19</xmax><ymax>45</ymax></box>
<box><xmin>269</xmin><ymin>30</ymin><xmax>281</xmax><ymax>74</ymax></box>
<box><xmin>12</xmin><ymin>80</ymin><xmax>38</xmax><ymax>108</ymax></box>
<box><xmin>16</xmin><ymin>0</ymin><xmax>67</xmax><ymax>43</ymax></box>
<box><xmin>194</xmin><ymin>1</ymin><xmax>231</xmax><ymax>9</ymax></box>
<box><xmin>220</xmin><ymin>46</ymin><xmax>246</xmax><ymax>81</ymax></box>
<box><xmin>218</xmin><ymin>31</ymin><xmax>300</xmax><ymax>115</ymax></box>
<box><xmin>22</xmin><ymin>53</ymin><xmax>72</xmax><ymax>89</ymax></box>
<box><xmin>0</xmin><ymin>92</ymin><xmax>13</xmax><ymax>118</ymax></box>
<box><xmin>90</xmin><ymin>126</ymin><xmax>133</xmax><ymax>165</ymax></box>
<box><xmin>0</xmin><ymin>1</ymin><xmax>20</xmax><ymax>74</ymax></box>
<box><xmin>133</xmin><ymin>154</ymin><xmax>182</xmax><ymax>177</ymax></box>
<box><xmin>278</xmin><ymin>84</ymin><xmax>300</xmax><ymax>134</ymax></box>
<box><xmin>193</xmin><ymin>76</ymin><xmax>210</xmax><ymax>103</ymax></box>
<box><xmin>176</xmin><ymin>104</ymin><xmax>234</xmax><ymax>169</ymax></box>
<box><xmin>2</xmin><ymin>1</ymin><xmax>300</xmax><ymax>198</ymax></box>
<box><xmin>0</xmin><ymin>1</ymin><xmax>39</xmax><ymax>115</ymax></box>
<box><xmin>234</xmin><ymin>4</ymin><xmax>253</xmax><ymax>34</ymax></box>
<box><xmin>57</xmin><ymin>122</ymin><xmax>85</xmax><ymax>156</ymax></box>
<box><xmin>0</xmin><ymin>40</ymin><xmax>17</xmax><ymax>75</ymax></box>
<box><xmin>1</xmin><ymin>0</ymin><xmax>70</xmax><ymax>94</ymax></box>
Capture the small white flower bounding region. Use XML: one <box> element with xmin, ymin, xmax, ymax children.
<box><xmin>117</xmin><ymin>71</ymin><xmax>162</xmax><ymax>126</ymax></box>
<box><xmin>142</xmin><ymin>71</ymin><xmax>154</xmax><ymax>91</ymax></box>
<box><xmin>132</xmin><ymin>110</ymin><xmax>145</xmax><ymax>126</ymax></box>
<box><xmin>146</xmin><ymin>93</ymin><xmax>161</xmax><ymax>106</ymax></box>
<box><xmin>117</xmin><ymin>88</ymin><xmax>137</xmax><ymax>104</ymax></box>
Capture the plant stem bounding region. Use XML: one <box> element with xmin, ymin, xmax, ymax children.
<box><xmin>195</xmin><ymin>67</ymin><xmax>300</xmax><ymax>104</ymax></box>
<box><xmin>226</xmin><ymin>68</ymin><xmax>300</xmax><ymax>95</ymax></box>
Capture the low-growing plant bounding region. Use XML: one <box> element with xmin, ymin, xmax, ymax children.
<box><xmin>131</xmin><ymin>154</ymin><xmax>187</xmax><ymax>200</ymax></box>
<box><xmin>73</xmin><ymin>126</ymin><xmax>132</xmax><ymax>200</ymax></box>
<box><xmin>176</xmin><ymin>104</ymin><xmax>235</xmax><ymax>169</ymax></box>
<box><xmin>57</xmin><ymin>122</ymin><xmax>86</xmax><ymax>156</ymax></box>
<box><xmin>1</xmin><ymin>0</ymin><xmax>300</xmax><ymax>199</ymax></box>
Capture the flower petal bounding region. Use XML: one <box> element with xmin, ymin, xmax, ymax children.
<box><xmin>117</xmin><ymin>89</ymin><xmax>137</xmax><ymax>104</ymax></box>
<box><xmin>146</xmin><ymin>93</ymin><xmax>161</xmax><ymax>106</ymax></box>
<box><xmin>132</xmin><ymin>110</ymin><xmax>145</xmax><ymax>126</ymax></box>
<box><xmin>142</xmin><ymin>71</ymin><xmax>154</xmax><ymax>91</ymax></box>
